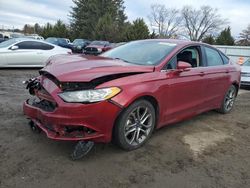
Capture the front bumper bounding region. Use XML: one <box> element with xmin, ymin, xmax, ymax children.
<box><xmin>84</xmin><ymin>51</ymin><xmax>102</xmax><ymax>55</ymax></box>
<box><xmin>23</xmin><ymin>78</ymin><xmax>122</xmax><ymax>142</ymax></box>
<box><xmin>240</xmin><ymin>76</ymin><xmax>250</xmax><ymax>86</ymax></box>
<box><xmin>72</xmin><ymin>46</ymin><xmax>83</xmax><ymax>53</ymax></box>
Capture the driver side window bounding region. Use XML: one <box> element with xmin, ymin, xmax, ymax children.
<box><xmin>166</xmin><ymin>46</ymin><xmax>202</xmax><ymax>70</ymax></box>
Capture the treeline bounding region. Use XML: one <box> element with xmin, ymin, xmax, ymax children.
<box><xmin>23</xmin><ymin>20</ymin><xmax>71</xmax><ymax>40</ymax></box>
<box><xmin>20</xmin><ymin>0</ymin><xmax>250</xmax><ymax>46</ymax></box>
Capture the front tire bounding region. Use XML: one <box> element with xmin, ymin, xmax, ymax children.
<box><xmin>218</xmin><ymin>85</ymin><xmax>237</xmax><ymax>114</ymax></box>
<box><xmin>114</xmin><ymin>99</ymin><xmax>156</xmax><ymax>150</ymax></box>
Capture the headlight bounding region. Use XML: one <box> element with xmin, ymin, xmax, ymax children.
<box><xmin>58</xmin><ymin>87</ymin><xmax>121</xmax><ymax>103</ymax></box>
<box><xmin>97</xmin><ymin>48</ymin><xmax>102</xmax><ymax>52</ymax></box>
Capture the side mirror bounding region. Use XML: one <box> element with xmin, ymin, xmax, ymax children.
<box><xmin>10</xmin><ymin>45</ymin><xmax>19</xmax><ymax>50</ymax></box>
<box><xmin>177</xmin><ymin>61</ymin><xmax>192</xmax><ymax>70</ymax></box>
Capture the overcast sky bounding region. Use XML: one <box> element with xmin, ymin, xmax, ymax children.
<box><xmin>0</xmin><ymin>0</ymin><xmax>249</xmax><ymax>37</ymax></box>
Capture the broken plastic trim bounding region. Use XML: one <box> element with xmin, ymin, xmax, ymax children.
<box><xmin>24</xmin><ymin>78</ymin><xmax>41</xmax><ymax>95</ymax></box>
<box><xmin>39</xmin><ymin>71</ymin><xmax>145</xmax><ymax>91</ymax></box>
<box><xmin>27</xmin><ymin>97</ymin><xmax>57</xmax><ymax>112</ymax></box>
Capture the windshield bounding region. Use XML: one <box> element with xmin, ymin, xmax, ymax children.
<box><xmin>10</xmin><ymin>33</ymin><xmax>25</xmax><ymax>38</ymax></box>
<box><xmin>101</xmin><ymin>40</ymin><xmax>177</xmax><ymax>66</ymax></box>
<box><xmin>0</xmin><ymin>38</ymin><xmax>21</xmax><ymax>48</ymax></box>
<box><xmin>45</xmin><ymin>38</ymin><xmax>58</xmax><ymax>44</ymax></box>
<box><xmin>90</xmin><ymin>41</ymin><xmax>108</xmax><ymax>46</ymax></box>
<box><xmin>73</xmin><ymin>39</ymin><xmax>85</xmax><ymax>45</ymax></box>
<box><xmin>243</xmin><ymin>59</ymin><xmax>250</xmax><ymax>66</ymax></box>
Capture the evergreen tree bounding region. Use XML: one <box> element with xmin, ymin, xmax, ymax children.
<box><xmin>23</xmin><ymin>24</ymin><xmax>34</xmax><ymax>34</ymax></box>
<box><xmin>150</xmin><ymin>31</ymin><xmax>158</xmax><ymax>39</ymax></box>
<box><xmin>70</xmin><ymin>0</ymin><xmax>127</xmax><ymax>41</ymax></box>
<box><xmin>34</xmin><ymin>23</ymin><xmax>42</xmax><ymax>34</ymax></box>
<box><xmin>41</xmin><ymin>23</ymin><xmax>54</xmax><ymax>38</ymax></box>
<box><xmin>202</xmin><ymin>35</ymin><xmax>215</xmax><ymax>45</ymax></box>
<box><xmin>53</xmin><ymin>20</ymin><xmax>69</xmax><ymax>38</ymax></box>
<box><xmin>125</xmin><ymin>18</ymin><xmax>149</xmax><ymax>41</ymax></box>
<box><xmin>39</xmin><ymin>21</ymin><xmax>70</xmax><ymax>39</ymax></box>
<box><xmin>216</xmin><ymin>27</ymin><xmax>234</xmax><ymax>45</ymax></box>
<box><xmin>94</xmin><ymin>13</ymin><xmax>117</xmax><ymax>41</ymax></box>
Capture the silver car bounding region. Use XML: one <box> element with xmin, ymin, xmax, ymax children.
<box><xmin>0</xmin><ymin>38</ymin><xmax>72</xmax><ymax>67</ymax></box>
<box><xmin>241</xmin><ymin>59</ymin><xmax>250</xmax><ymax>87</ymax></box>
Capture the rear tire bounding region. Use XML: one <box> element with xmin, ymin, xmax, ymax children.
<box><xmin>114</xmin><ymin>99</ymin><xmax>156</xmax><ymax>150</ymax></box>
<box><xmin>218</xmin><ymin>85</ymin><xmax>237</xmax><ymax>114</ymax></box>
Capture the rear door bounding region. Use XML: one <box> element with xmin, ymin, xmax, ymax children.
<box><xmin>6</xmin><ymin>41</ymin><xmax>40</xmax><ymax>66</ymax></box>
<box><xmin>201</xmin><ymin>46</ymin><xmax>231</xmax><ymax>108</ymax></box>
<box><xmin>6</xmin><ymin>41</ymin><xmax>54</xmax><ymax>66</ymax></box>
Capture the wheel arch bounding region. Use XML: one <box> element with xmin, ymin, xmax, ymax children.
<box><xmin>111</xmin><ymin>95</ymin><xmax>160</xmax><ymax>141</ymax></box>
<box><xmin>232</xmin><ymin>82</ymin><xmax>239</xmax><ymax>96</ymax></box>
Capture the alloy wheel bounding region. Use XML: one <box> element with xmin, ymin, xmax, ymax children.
<box><xmin>224</xmin><ymin>86</ymin><xmax>236</xmax><ymax>111</ymax></box>
<box><xmin>124</xmin><ymin>106</ymin><xmax>153</xmax><ymax>146</ymax></box>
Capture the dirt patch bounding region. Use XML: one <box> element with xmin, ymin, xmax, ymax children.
<box><xmin>0</xmin><ymin>69</ymin><xmax>250</xmax><ymax>188</ymax></box>
<box><xmin>183</xmin><ymin>131</ymin><xmax>231</xmax><ymax>158</ymax></box>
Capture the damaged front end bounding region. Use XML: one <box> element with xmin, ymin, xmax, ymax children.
<box><xmin>23</xmin><ymin>73</ymin><xmax>123</xmax><ymax>143</ymax></box>
<box><xmin>22</xmin><ymin>55</ymin><xmax>155</xmax><ymax>159</ymax></box>
<box><xmin>23</xmin><ymin>73</ymin><xmax>125</xmax><ymax>159</ymax></box>
<box><xmin>24</xmin><ymin>78</ymin><xmax>57</xmax><ymax>112</ymax></box>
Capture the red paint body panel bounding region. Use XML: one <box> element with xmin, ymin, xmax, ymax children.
<box><xmin>43</xmin><ymin>54</ymin><xmax>154</xmax><ymax>82</ymax></box>
<box><xmin>23</xmin><ymin>39</ymin><xmax>241</xmax><ymax>143</ymax></box>
<box><xmin>23</xmin><ymin>77</ymin><xmax>122</xmax><ymax>142</ymax></box>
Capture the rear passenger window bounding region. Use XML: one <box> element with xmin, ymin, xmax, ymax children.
<box><xmin>220</xmin><ymin>53</ymin><xmax>229</xmax><ymax>64</ymax></box>
<box><xmin>16</xmin><ymin>41</ymin><xmax>54</xmax><ymax>50</ymax></box>
<box><xmin>205</xmin><ymin>47</ymin><xmax>224</xmax><ymax>66</ymax></box>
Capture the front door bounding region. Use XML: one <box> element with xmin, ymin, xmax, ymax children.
<box><xmin>160</xmin><ymin>46</ymin><xmax>207</xmax><ymax>126</ymax></box>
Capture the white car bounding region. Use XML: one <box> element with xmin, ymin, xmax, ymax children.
<box><xmin>26</xmin><ymin>35</ymin><xmax>44</xmax><ymax>40</ymax></box>
<box><xmin>0</xmin><ymin>38</ymin><xmax>72</xmax><ymax>67</ymax></box>
<box><xmin>241</xmin><ymin>59</ymin><xmax>250</xmax><ymax>87</ymax></box>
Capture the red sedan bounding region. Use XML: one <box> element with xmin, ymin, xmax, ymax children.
<box><xmin>23</xmin><ymin>39</ymin><xmax>240</xmax><ymax>159</ymax></box>
<box><xmin>84</xmin><ymin>41</ymin><xmax>112</xmax><ymax>55</ymax></box>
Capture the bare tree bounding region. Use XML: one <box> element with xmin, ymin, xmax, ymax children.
<box><xmin>237</xmin><ymin>25</ymin><xmax>250</xmax><ymax>46</ymax></box>
<box><xmin>181</xmin><ymin>5</ymin><xmax>227</xmax><ymax>41</ymax></box>
<box><xmin>148</xmin><ymin>4</ymin><xmax>182</xmax><ymax>38</ymax></box>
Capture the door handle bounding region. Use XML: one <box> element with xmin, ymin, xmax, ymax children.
<box><xmin>199</xmin><ymin>72</ymin><xmax>205</xmax><ymax>76</ymax></box>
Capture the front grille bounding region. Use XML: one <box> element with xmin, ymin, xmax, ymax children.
<box><xmin>60</xmin><ymin>82</ymin><xmax>95</xmax><ymax>91</ymax></box>
<box><xmin>241</xmin><ymin>81</ymin><xmax>250</xmax><ymax>86</ymax></box>
<box><xmin>85</xmin><ymin>47</ymin><xmax>98</xmax><ymax>52</ymax></box>
<box><xmin>241</xmin><ymin>72</ymin><xmax>250</xmax><ymax>77</ymax></box>
<box><xmin>28</xmin><ymin>97</ymin><xmax>57</xmax><ymax>112</ymax></box>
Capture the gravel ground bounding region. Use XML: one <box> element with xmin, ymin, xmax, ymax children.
<box><xmin>0</xmin><ymin>69</ymin><xmax>250</xmax><ymax>188</ymax></box>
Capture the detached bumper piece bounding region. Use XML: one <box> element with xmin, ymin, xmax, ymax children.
<box><xmin>71</xmin><ymin>141</ymin><xmax>95</xmax><ymax>160</ymax></box>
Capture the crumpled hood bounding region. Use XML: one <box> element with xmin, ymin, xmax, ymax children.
<box><xmin>41</xmin><ymin>54</ymin><xmax>154</xmax><ymax>82</ymax></box>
